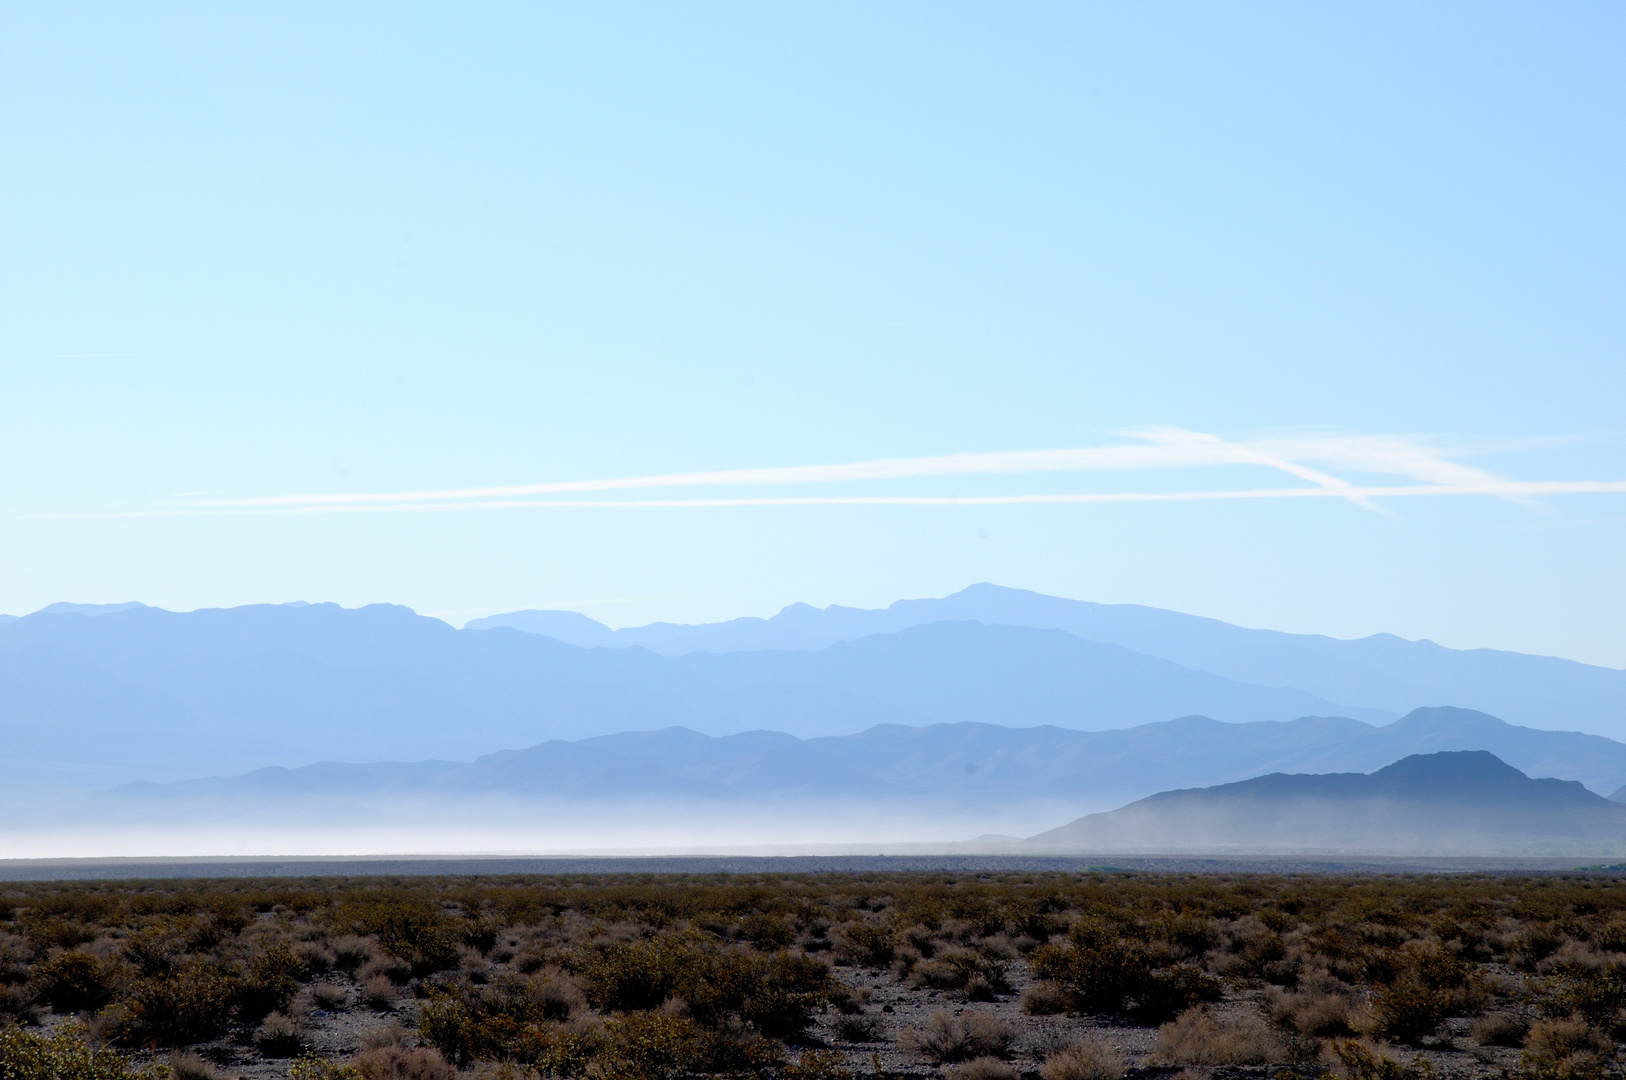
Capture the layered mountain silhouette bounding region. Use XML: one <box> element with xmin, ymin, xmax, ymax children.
<box><xmin>22</xmin><ymin>710</ymin><xmax>1626</xmax><ymax>855</ymax></box>
<box><xmin>469</xmin><ymin>584</ymin><xmax>1626</xmax><ymax>735</ymax></box>
<box><xmin>5</xmin><ymin>584</ymin><xmax>1625</xmax><ymax>815</ymax></box>
<box><xmin>0</xmin><ymin>601</ymin><xmax>1386</xmax><ymax>796</ymax></box>
<box><xmin>1023</xmin><ymin>751</ymin><xmax>1626</xmax><ymax>855</ymax></box>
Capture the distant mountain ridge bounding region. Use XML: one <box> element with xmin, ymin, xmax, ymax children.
<box><xmin>1024</xmin><ymin>751</ymin><xmax>1626</xmax><ymax>855</ymax></box>
<box><xmin>20</xmin><ymin>709</ymin><xmax>1626</xmax><ymax>855</ymax></box>
<box><xmin>471</xmin><ymin>584</ymin><xmax>1626</xmax><ymax>735</ymax></box>
<box><xmin>0</xmin><ymin>604</ymin><xmax>1382</xmax><ymax>797</ymax></box>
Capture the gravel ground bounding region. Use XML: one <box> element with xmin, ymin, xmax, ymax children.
<box><xmin>68</xmin><ymin>950</ymin><xmax>1532</xmax><ymax>1080</ymax></box>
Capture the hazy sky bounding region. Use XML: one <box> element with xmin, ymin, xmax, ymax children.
<box><xmin>3</xmin><ymin>4</ymin><xmax>1624</xmax><ymax>665</ymax></box>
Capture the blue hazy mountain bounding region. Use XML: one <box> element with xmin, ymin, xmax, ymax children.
<box><xmin>469</xmin><ymin>583</ymin><xmax>1626</xmax><ymax>735</ymax></box>
<box><xmin>1023</xmin><ymin>750</ymin><xmax>1626</xmax><ymax>854</ymax></box>
<box><xmin>29</xmin><ymin>710</ymin><xmax>1626</xmax><ymax>850</ymax></box>
<box><xmin>0</xmin><ymin>602</ymin><xmax>1383</xmax><ymax>796</ymax></box>
<box><xmin>33</xmin><ymin>602</ymin><xmax>150</xmax><ymax>617</ymax></box>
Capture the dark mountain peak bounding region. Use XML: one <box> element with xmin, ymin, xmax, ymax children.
<box><xmin>1372</xmin><ymin>748</ymin><xmax>1523</xmax><ymax>785</ymax></box>
<box><xmin>1371</xmin><ymin>750</ymin><xmax>1603</xmax><ymax>805</ymax></box>
<box><xmin>1024</xmin><ymin>749</ymin><xmax>1626</xmax><ymax>854</ymax></box>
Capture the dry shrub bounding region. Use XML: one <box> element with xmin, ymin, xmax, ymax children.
<box><xmin>1022</xmin><ymin>981</ymin><xmax>1071</xmax><ymax>1016</ymax></box>
<box><xmin>1369</xmin><ymin>974</ymin><xmax>1454</xmax><ymax>1043</ymax></box>
<box><xmin>782</xmin><ymin>1048</ymin><xmax>851</xmax><ymax>1080</ymax></box>
<box><xmin>359</xmin><ymin>956</ymin><xmax>412</xmax><ymax>986</ymax></box>
<box><xmin>458</xmin><ymin>946</ymin><xmax>490</xmax><ymax>983</ymax></box>
<box><xmin>364</xmin><ymin>974</ymin><xmax>402</xmax><ymax>1010</ymax></box>
<box><xmin>1471</xmin><ymin>1012</ymin><xmax>1529</xmax><ymax>1047</ymax></box>
<box><xmin>294</xmin><ymin>941</ymin><xmax>336</xmax><ymax>976</ymax></box>
<box><xmin>1523</xmin><ymin>1016</ymin><xmax>1601</xmax><ymax>1059</ymax></box>
<box><xmin>1521</xmin><ymin>1014</ymin><xmax>1612</xmax><ymax>1073</ymax></box>
<box><xmin>255</xmin><ymin>1011</ymin><xmax>305</xmax><ymax>1058</ymax></box>
<box><xmin>360</xmin><ymin>1022</ymin><xmax>412</xmax><ymax>1050</ymax></box>
<box><xmin>948</xmin><ymin>1056</ymin><xmax>1019</xmax><ymax>1080</ymax></box>
<box><xmin>353</xmin><ymin>1046</ymin><xmax>458</xmax><ymax>1080</ymax></box>
<box><xmin>530</xmin><ymin>970</ymin><xmax>585</xmax><ymax>1021</ymax></box>
<box><xmin>166</xmin><ymin>1052</ymin><xmax>222</xmax><ymax>1080</ymax></box>
<box><xmin>1040</xmin><ymin>1036</ymin><xmax>1125</xmax><ymax>1080</ymax></box>
<box><xmin>1270</xmin><ymin>988</ymin><xmax>1355</xmax><ymax>1036</ymax></box>
<box><xmin>312</xmin><ymin>983</ymin><xmax>349</xmax><ymax>1010</ymax></box>
<box><xmin>0</xmin><ymin>982</ymin><xmax>40</xmax><ymax>1025</ymax></box>
<box><xmin>901</xmin><ymin>1010</ymin><xmax>1012</xmax><ymax>1064</ymax></box>
<box><xmin>831</xmin><ymin>1013</ymin><xmax>880</xmax><ymax>1042</ymax></box>
<box><xmin>331</xmin><ymin>936</ymin><xmax>379</xmax><ymax>973</ymax></box>
<box><xmin>911</xmin><ymin>948</ymin><xmax>1011</xmax><ymax>1000</ymax></box>
<box><xmin>1148</xmin><ymin>1007</ymin><xmax>1287</xmax><ymax>1066</ymax></box>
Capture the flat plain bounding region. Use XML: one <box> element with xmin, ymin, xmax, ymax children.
<box><xmin>5</xmin><ymin>870</ymin><xmax>1626</xmax><ymax>1080</ymax></box>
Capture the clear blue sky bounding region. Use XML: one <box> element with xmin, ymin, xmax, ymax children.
<box><xmin>3</xmin><ymin>3</ymin><xmax>1624</xmax><ymax>665</ymax></box>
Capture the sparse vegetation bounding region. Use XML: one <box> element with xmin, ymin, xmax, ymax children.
<box><xmin>5</xmin><ymin>871</ymin><xmax>1626</xmax><ymax>1078</ymax></box>
<box><xmin>1040</xmin><ymin>1036</ymin><xmax>1124</xmax><ymax>1080</ymax></box>
<box><xmin>900</xmin><ymin>1010</ymin><xmax>1013</xmax><ymax>1063</ymax></box>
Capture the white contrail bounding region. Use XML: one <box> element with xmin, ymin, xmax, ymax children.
<box><xmin>27</xmin><ymin>428</ymin><xmax>1617</xmax><ymax>520</ymax></box>
<box><xmin>35</xmin><ymin>479</ymin><xmax>1626</xmax><ymax>519</ymax></box>
<box><xmin>182</xmin><ymin>428</ymin><xmax>1500</xmax><ymax>511</ymax></box>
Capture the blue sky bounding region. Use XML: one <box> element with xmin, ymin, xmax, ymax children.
<box><xmin>3</xmin><ymin>3</ymin><xmax>1624</xmax><ymax>664</ymax></box>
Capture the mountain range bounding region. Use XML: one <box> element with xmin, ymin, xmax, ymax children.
<box><xmin>1025</xmin><ymin>750</ymin><xmax>1626</xmax><ymax>855</ymax></box>
<box><xmin>469</xmin><ymin>583</ymin><xmax>1626</xmax><ymax>735</ymax></box>
<box><xmin>5</xmin><ymin>585</ymin><xmax>1626</xmax><ymax>803</ymax></box>
<box><xmin>0</xmin><ymin>598</ymin><xmax>1385</xmax><ymax>797</ymax></box>
<box><xmin>7</xmin><ymin>582</ymin><xmax>1626</xmax><ymax>858</ymax></box>
<box><xmin>15</xmin><ymin>707</ymin><xmax>1626</xmax><ymax>857</ymax></box>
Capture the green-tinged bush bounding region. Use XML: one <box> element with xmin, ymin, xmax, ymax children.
<box><xmin>832</xmin><ymin>922</ymin><xmax>893</xmax><ymax>966</ymax></box>
<box><xmin>20</xmin><ymin>918</ymin><xmax>95</xmax><ymax>953</ymax></box>
<box><xmin>738</xmin><ymin>913</ymin><xmax>795</xmax><ymax>949</ymax></box>
<box><xmin>1551</xmin><ymin>965</ymin><xmax>1626</xmax><ymax>1026</ymax></box>
<box><xmin>117</xmin><ymin>963</ymin><xmax>241</xmax><ymax>1047</ymax></box>
<box><xmin>286</xmin><ymin>1056</ymin><xmax>361</xmax><ymax>1080</ymax></box>
<box><xmin>330</xmin><ymin>900</ymin><xmax>458</xmax><ymax>978</ymax></box>
<box><xmin>1030</xmin><ymin>920</ymin><xmax>1220</xmax><ymax>1021</ymax></box>
<box><xmin>1367</xmin><ymin>941</ymin><xmax>1474</xmax><ymax>1043</ymax></box>
<box><xmin>571</xmin><ymin>937</ymin><xmax>835</xmax><ymax>1038</ymax></box>
<box><xmin>30</xmin><ymin>951</ymin><xmax>114</xmax><ymax>1013</ymax></box>
<box><xmin>12</xmin><ymin>868</ymin><xmax>1626</xmax><ymax>1073</ymax></box>
<box><xmin>419</xmin><ymin>973</ymin><xmax>581</xmax><ymax>1065</ymax></box>
<box><xmin>0</xmin><ymin>1025</ymin><xmax>161</xmax><ymax>1080</ymax></box>
<box><xmin>1328</xmin><ymin>1039</ymin><xmax>1406</xmax><ymax>1080</ymax></box>
<box><xmin>237</xmin><ymin>942</ymin><xmax>303</xmax><ymax>1020</ymax></box>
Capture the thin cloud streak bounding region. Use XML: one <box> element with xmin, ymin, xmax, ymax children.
<box><xmin>186</xmin><ymin>429</ymin><xmax>1502</xmax><ymax>511</ymax></box>
<box><xmin>31</xmin><ymin>428</ymin><xmax>1617</xmax><ymax>521</ymax></box>
<box><xmin>33</xmin><ymin>479</ymin><xmax>1626</xmax><ymax>519</ymax></box>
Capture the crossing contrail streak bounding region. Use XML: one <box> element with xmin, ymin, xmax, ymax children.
<box><xmin>32</xmin><ymin>479</ymin><xmax>1626</xmax><ymax>519</ymax></box>
<box><xmin>26</xmin><ymin>428</ymin><xmax>1623</xmax><ymax>520</ymax></box>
